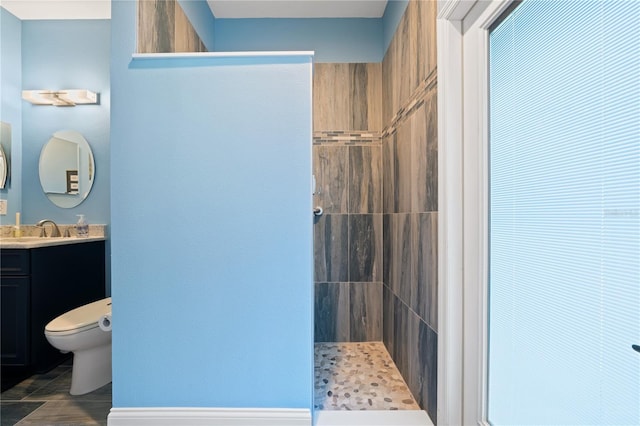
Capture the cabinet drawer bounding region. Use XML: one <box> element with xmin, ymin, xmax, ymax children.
<box><xmin>0</xmin><ymin>250</ymin><xmax>30</xmax><ymax>275</ymax></box>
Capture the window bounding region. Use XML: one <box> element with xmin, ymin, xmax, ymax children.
<box><xmin>488</xmin><ymin>1</ymin><xmax>640</xmax><ymax>424</ymax></box>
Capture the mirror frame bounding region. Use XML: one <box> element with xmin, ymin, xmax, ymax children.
<box><xmin>0</xmin><ymin>144</ymin><xmax>7</xmax><ymax>189</ymax></box>
<box><xmin>0</xmin><ymin>122</ymin><xmax>11</xmax><ymax>189</ymax></box>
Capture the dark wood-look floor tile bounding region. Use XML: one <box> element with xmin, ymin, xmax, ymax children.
<box><xmin>0</xmin><ymin>402</ymin><xmax>44</xmax><ymax>426</ymax></box>
<box><xmin>1</xmin><ymin>366</ymin><xmax>71</xmax><ymax>401</ymax></box>
<box><xmin>15</xmin><ymin>400</ymin><xmax>110</xmax><ymax>425</ymax></box>
<box><xmin>24</xmin><ymin>370</ymin><xmax>111</xmax><ymax>402</ymax></box>
<box><xmin>2</xmin><ymin>363</ymin><xmax>111</xmax><ymax>426</ymax></box>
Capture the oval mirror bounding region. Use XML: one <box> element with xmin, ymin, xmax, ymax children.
<box><xmin>39</xmin><ymin>130</ymin><xmax>95</xmax><ymax>208</ymax></box>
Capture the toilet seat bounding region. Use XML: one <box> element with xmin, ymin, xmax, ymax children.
<box><xmin>45</xmin><ymin>297</ymin><xmax>111</xmax><ymax>335</ymax></box>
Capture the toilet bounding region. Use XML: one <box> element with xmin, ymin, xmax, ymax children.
<box><xmin>44</xmin><ymin>297</ymin><xmax>112</xmax><ymax>395</ymax></box>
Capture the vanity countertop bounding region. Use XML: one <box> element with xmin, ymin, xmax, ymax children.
<box><xmin>0</xmin><ymin>224</ymin><xmax>106</xmax><ymax>249</ymax></box>
<box><xmin>0</xmin><ymin>236</ymin><xmax>106</xmax><ymax>249</ymax></box>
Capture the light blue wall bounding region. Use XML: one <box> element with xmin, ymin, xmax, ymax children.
<box><xmin>173</xmin><ymin>0</ymin><xmax>407</xmax><ymax>63</ymax></box>
<box><xmin>214</xmin><ymin>18</ymin><xmax>383</xmax><ymax>62</ymax></box>
<box><xmin>208</xmin><ymin>0</ymin><xmax>409</xmax><ymax>62</ymax></box>
<box><xmin>0</xmin><ymin>8</ymin><xmax>23</xmax><ymax>224</ymax></box>
<box><xmin>177</xmin><ymin>0</ymin><xmax>215</xmax><ymax>51</ymax></box>
<box><xmin>21</xmin><ymin>20</ymin><xmax>110</xmax><ymax>227</ymax></box>
<box><xmin>111</xmin><ymin>0</ymin><xmax>313</xmax><ymax>409</ymax></box>
<box><xmin>382</xmin><ymin>0</ymin><xmax>409</xmax><ymax>52</ymax></box>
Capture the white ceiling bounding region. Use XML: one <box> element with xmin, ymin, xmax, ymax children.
<box><xmin>208</xmin><ymin>1</ymin><xmax>388</xmax><ymax>19</ymax></box>
<box><xmin>0</xmin><ymin>0</ymin><xmax>110</xmax><ymax>20</ymax></box>
<box><xmin>0</xmin><ymin>0</ymin><xmax>387</xmax><ymax>20</ymax></box>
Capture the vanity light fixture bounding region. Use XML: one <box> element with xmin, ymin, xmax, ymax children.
<box><xmin>22</xmin><ymin>89</ymin><xmax>98</xmax><ymax>106</ymax></box>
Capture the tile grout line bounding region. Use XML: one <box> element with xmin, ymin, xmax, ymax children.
<box><xmin>14</xmin><ymin>400</ymin><xmax>53</xmax><ymax>425</ymax></box>
<box><xmin>383</xmin><ymin>280</ymin><xmax>436</xmax><ymax>334</ymax></box>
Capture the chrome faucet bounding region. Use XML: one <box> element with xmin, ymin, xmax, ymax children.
<box><xmin>36</xmin><ymin>219</ymin><xmax>61</xmax><ymax>237</ymax></box>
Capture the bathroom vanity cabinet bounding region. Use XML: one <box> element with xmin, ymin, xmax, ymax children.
<box><xmin>1</xmin><ymin>240</ymin><xmax>105</xmax><ymax>389</ymax></box>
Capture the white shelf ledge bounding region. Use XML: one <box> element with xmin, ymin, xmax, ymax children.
<box><xmin>132</xmin><ymin>51</ymin><xmax>315</xmax><ymax>60</ymax></box>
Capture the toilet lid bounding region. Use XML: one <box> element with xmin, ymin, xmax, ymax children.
<box><xmin>45</xmin><ymin>297</ymin><xmax>112</xmax><ymax>333</ymax></box>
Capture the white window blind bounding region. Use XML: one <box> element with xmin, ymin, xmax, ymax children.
<box><xmin>488</xmin><ymin>1</ymin><xmax>639</xmax><ymax>424</ymax></box>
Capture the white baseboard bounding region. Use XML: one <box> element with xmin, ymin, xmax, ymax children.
<box><xmin>108</xmin><ymin>407</ymin><xmax>312</xmax><ymax>426</ymax></box>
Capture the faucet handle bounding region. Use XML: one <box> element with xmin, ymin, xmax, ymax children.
<box><xmin>63</xmin><ymin>227</ymin><xmax>72</xmax><ymax>238</ymax></box>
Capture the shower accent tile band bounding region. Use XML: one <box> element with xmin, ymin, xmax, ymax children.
<box><xmin>383</xmin><ymin>67</ymin><xmax>437</xmax><ymax>139</ymax></box>
<box><xmin>313</xmin><ymin>131</ymin><xmax>382</xmax><ymax>145</ymax></box>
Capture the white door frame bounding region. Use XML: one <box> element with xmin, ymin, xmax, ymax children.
<box><xmin>437</xmin><ymin>1</ymin><xmax>515</xmax><ymax>424</ymax></box>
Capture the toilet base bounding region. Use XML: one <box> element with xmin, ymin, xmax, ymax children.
<box><xmin>70</xmin><ymin>343</ymin><xmax>112</xmax><ymax>395</ymax></box>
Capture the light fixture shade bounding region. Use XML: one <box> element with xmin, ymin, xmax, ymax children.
<box><xmin>22</xmin><ymin>90</ymin><xmax>57</xmax><ymax>105</ymax></box>
<box><xmin>57</xmin><ymin>89</ymin><xmax>98</xmax><ymax>104</ymax></box>
<box><xmin>22</xmin><ymin>89</ymin><xmax>98</xmax><ymax>106</ymax></box>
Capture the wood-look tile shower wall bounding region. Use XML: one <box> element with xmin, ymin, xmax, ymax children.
<box><xmin>137</xmin><ymin>0</ymin><xmax>206</xmax><ymax>53</ymax></box>
<box><xmin>313</xmin><ymin>63</ymin><xmax>384</xmax><ymax>343</ymax></box>
<box><xmin>382</xmin><ymin>1</ymin><xmax>438</xmax><ymax>421</ymax></box>
<box><xmin>314</xmin><ymin>1</ymin><xmax>439</xmax><ymax>420</ymax></box>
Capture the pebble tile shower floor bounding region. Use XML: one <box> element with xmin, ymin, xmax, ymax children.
<box><xmin>314</xmin><ymin>342</ymin><xmax>420</xmax><ymax>411</ymax></box>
